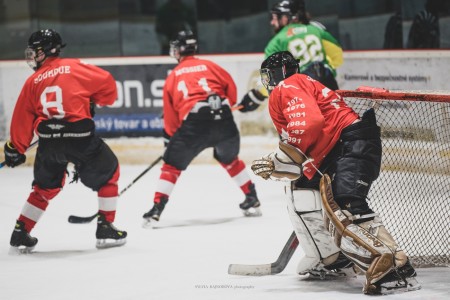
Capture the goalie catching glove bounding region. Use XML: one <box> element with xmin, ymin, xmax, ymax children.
<box><xmin>251</xmin><ymin>141</ymin><xmax>306</xmax><ymax>181</ymax></box>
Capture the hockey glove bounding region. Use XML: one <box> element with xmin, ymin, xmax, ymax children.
<box><xmin>238</xmin><ymin>89</ymin><xmax>266</xmax><ymax>112</ymax></box>
<box><xmin>3</xmin><ymin>141</ymin><xmax>26</xmax><ymax>168</ymax></box>
<box><xmin>251</xmin><ymin>141</ymin><xmax>306</xmax><ymax>181</ymax></box>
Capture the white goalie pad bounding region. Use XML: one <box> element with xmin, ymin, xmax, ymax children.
<box><xmin>284</xmin><ymin>184</ymin><xmax>341</xmax><ymax>274</ymax></box>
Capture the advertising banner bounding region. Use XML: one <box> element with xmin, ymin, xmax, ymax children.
<box><xmin>95</xmin><ymin>63</ymin><xmax>175</xmax><ymax>137</ymax></box>
<box><xmin>1</xmin><ymin>51</ymin><xmax>449</xmax><ymax>140</ymax></box>
<box><xmin>338</xmin><ymin>51</ymin><xmax>450</xmax><ymax>91</ymax></box>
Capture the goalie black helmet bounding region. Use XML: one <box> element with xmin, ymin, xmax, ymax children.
<box><xmin>25</xmin><ymin>29</ymin><xmax>65</xmax><ymax>70</ymax></box>
<box><xmin>260</xmin><ymin>51</ymin><xmax>299</xmax><ymax>91</ymax></box>
<box><xmin>169</xmin><ymin>30</ymin><xmax>198</xmax><ymax>60</ymax></box>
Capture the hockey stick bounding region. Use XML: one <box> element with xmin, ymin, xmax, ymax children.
<box><xmin>228</xmin><ymin>231</ymin><xmax>299</xmax><ymax>276</ymax></box>
<box><xmin>231</xmin><ymin>105</ymin><xmax>244</xmax><ymax>111</ymax></box>
<box><xmin>67</xmin><ymin>155</ymin><xmax>163</xmax><ymax>224</ymax></box>
<box><xmin>0</xmin><ymin>140</ymin><xmax>39</xmax><ymax>169</ymax></box>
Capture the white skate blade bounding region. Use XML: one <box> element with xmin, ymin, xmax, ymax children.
<box><xmin>96</xmin><ymin>238</ymin><xmax>126</xmax><ymax>249</ymax></box>
<box><xmin>379</xmin><ymin>277</ymin><xmax>421</xmax><ymax>295</ymax></box>
<box><xmin>142</xmin><ymin>217</ymin><xmax>157</xmax><ymax>229</ymax></box>
<box><xmin>242</xmin><ymin>207</ymin><xmax>262</xmax><ymax>217</ymax></box>
<box><xmin>8</xmin><ymin>245</ymin><xmax>35</xmax><ymax>255</ymax></box>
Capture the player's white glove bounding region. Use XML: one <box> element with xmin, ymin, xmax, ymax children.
<box><xmin>251</xmin><ymin>141</ymin><xmax>306</xmax><ymax>181</ymax></box>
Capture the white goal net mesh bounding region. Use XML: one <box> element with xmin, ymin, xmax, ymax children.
<box><xmin>339</xmin><ymin>87</ymin><xmax>450</xmax><ymax>268</ymax></box>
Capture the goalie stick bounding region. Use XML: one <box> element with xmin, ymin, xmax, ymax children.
<box><xmin>228</xmin><ymin>231</ymin><xmax>298</xmax><ymax>276</ymax></box>
<box><xmin>67</xmin><ymin>155</ymin><xmax>163</xmax><ymax>224</ymax></box>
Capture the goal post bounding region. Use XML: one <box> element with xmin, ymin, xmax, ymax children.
<box><xmin>338</xmin><ymin>86</ymin><xmax>450</xmax><ymax>268</ymax></box>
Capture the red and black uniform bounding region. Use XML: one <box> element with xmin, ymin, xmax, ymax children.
<box><xmin>163</xmin><ymin>56</ymin><xmax>237</xmax><ymax>136</ymax></box>
<box><xmin>153</xmin><ymin>56</ymin><xmax>254</xmax><ymax>204</ymax></box>
<box><xmin>268</xmin><ymin>74</ymin><xmax>382</xmax><ymax>214</ymax></box>
<box><xmin>10</xmin><ymin>56</ymin><xmax>120</xmax><ymax>232</ymax></box>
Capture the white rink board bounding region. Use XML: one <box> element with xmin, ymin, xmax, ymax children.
<box><xmin>1</xmin><ymin>51</ymin><xmax>450</xmax><ymax>139</ymax></box>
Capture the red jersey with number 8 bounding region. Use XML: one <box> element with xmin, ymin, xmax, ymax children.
<box><xmin>10</xmin><ymin>56</ymin><xmax>117</xmax><ymax>153</ymax></box>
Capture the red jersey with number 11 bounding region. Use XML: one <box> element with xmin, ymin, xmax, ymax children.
<box><xmin>162</xmin><ymin>56</ymin><xmax>237</xmax><ymax>136</ymax></box>
<box><xmin>10</xmin><ymin>57</ymin><xmax>117</xmax><ymax>154</ymax></box>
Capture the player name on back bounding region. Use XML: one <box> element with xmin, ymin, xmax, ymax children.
<box><xmin>34</xmin><ymin>66</ymin><xmax>71</xmax><ymax>84</ymax></box>
<box><xmin>175</xmin><ymin>65</ymin><xmax>207</xmax><ymax>76</ymax></box>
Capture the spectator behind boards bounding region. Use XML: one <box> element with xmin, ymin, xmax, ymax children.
<box><xmin>407</xmin><ymin>0</ymin><xmax>446</xmax><ymax>48</ymax></box>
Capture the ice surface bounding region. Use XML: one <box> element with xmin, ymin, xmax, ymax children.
<box><xmin>0</xmin><ymin>164</ymin><xmax>448</xmax><ymax>300</ymax></box>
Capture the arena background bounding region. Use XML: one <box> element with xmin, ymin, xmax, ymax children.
<box><xmin>1</xmin><ymin>0</ymin><xmax>450</xmax><ymax>164</ymax></box>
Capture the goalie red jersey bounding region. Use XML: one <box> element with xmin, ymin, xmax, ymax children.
<box><xmin>162</xmin><ymin>56</ymin><xmax>237</xmax><ymax>136</ymax></box>
<box><xmin>10</xmin><ymin>56</ymin><xmax>117</xmax><ymax>153</ymax></box>
<box><xmin>268</xmin><ymin>74</ymin><xmax>359</xmax><ymax>179</ymax></box>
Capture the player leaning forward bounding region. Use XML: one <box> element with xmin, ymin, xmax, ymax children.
<box><xmin>4</xmin><ymin>29</ymin><xmax>127</xmax><ymax>252</ymax></box>
<box><xmin>142</xmin><ymin>30</ymin><xmax>261</xmax><ymax>226</ymax></box>
<box><xmin>251</xmin><ymin>51</ymin><xmax>420</xmax><ymax>295</ymax></box>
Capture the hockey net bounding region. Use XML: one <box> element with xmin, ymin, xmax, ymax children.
<box><xmin>338</xmin><ymin>86</ymin><xmax>450</xmax><ymax>268</ymax></box>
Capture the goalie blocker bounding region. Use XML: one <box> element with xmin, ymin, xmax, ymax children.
<box><xmin>320</xmin><ymin>174</ymin><xmax>420</xmax><ymax>295</ymax></box>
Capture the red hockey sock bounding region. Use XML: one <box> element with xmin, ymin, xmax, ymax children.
<box><xmin>220</xmin><ymin>157</ymin><xmax>253</xmax><ymax>194</ymax></box>
<box><xmin>153</xmin><ymin>163</ymin><xmax>181</xmax><ymax>203</ymax></box>
<box><xmin>98</xmin><ymin>166</ymin><xmax>120</xmax><ymax>223</ymax></box>
<box><xmin>19</xmin><ymin>185</ymin><xmax>61</xmax><ymax>232</ymax></box>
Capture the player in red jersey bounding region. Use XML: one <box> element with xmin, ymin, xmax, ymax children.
<box><xmin>3</xmin><ymin>29</ymin><xmax>127</xmax><ymax>252</ymax></box>
<box><xmin>142</xmin><ymin>30</ymin><xmax>261</xmax><ymax>227</ymax></box>
<box><xmin>251</xmin><ymin>51</ymin><xmax>420</xmax><ymax>295</ymax></box>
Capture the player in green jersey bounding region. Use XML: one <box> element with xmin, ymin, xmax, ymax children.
<box><xmin>236</xmin><ymin>0</ymin><xmax>343</xmax><ymax>112</ymax></box>
<box><xmin>265</xmin><ymin>0</ymin><xmax>343</xmax><ymax>90</ymax></box>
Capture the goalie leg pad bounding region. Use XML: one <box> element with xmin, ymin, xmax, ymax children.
<box><xmin>319</xmin><ymin>174</ymin><xmax>413</xmax><ymax>293</ymax></box>
<box><xmin>285</xmin><ymin>185</ymin><xmax>342</xmax><ymax>275</ymax></box>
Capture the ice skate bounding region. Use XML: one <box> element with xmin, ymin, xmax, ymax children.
<box><xmin>96</xmin><ymin>213</ymin><xmax>127</xmax><ymax>249</ymax></box>
<box><xmin>142</xmin><ymin>197</ymin><xmax>168</xmax><ymax>228</ymax></box>
<box><xmin>303</xmin><ymin>265</ymin><xmax>358</xmax><ymax>280</ymax></box>
<box><xmin>300</xmin><ymin>253</ymin><xmax>357</xmax><ymax>280</ymax></box>
<box><xmin>239</xmin><ymin>183</ymin><xmax>262</xmax><ymax>217</ymax></box>
<box><xmin>364</xmin><ymin>260</ymin><xmax>421</xmax><ymax>295</ymax></box>
<box><xmin>9</xmin><ymin>220</ymin><xmax>38</xmax><ymax>255</ymax></box>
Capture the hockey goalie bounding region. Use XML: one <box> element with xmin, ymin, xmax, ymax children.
<box><xmin>250</xmin><ymin>51</ymin><xmax>420</xmax><ymax>295</ymax></box>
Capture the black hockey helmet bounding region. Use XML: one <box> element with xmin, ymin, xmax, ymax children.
<box><xmin>25</xmin><ymin>29</ymin><xmax>65</xmax><ymax>70</ymax></box>
<box><xmin>271</xmin><ymin>0</ymin><xmax>299</xmax><ymax>20</ymax></box>
<box><xmin>260</xmin><ymin>51</ymin><xmax>299</xmax><ymax>91</ymax></box>
<box><xmin>169</xmin><ymin>30</ymin><xmax>198</xmax><ymax>60</ymax></box>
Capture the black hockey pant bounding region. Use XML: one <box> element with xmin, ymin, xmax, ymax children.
<box><xmin>34</xmin><ymin>135</ymin><xmax>118</xmax><ymax>192</ymax></box>
<box><xmin>163</xmin><ymin>109</ymin><xmax>240</xmax><ymax>170</ymax></box>
<box><xmin>295</xmin><ymin>108</ymin><xmax>382</xmax><ymax>215</ymax></box>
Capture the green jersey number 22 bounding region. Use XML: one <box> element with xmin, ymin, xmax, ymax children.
<box><xmin>288</xmin><ymin>34</ymin><xmax>324</xmax><ymax>67</ymax></box>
